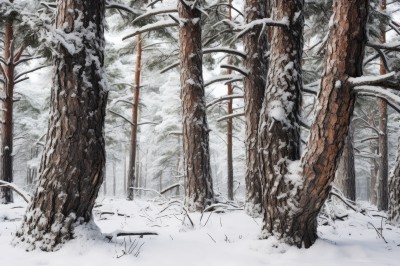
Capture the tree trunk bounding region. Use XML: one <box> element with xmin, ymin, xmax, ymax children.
<box><xmin>178</xmin><ymin>2</ymin><xmax>214</xmax><ymax>211</ymax></box>
<box><xmin>369</xmin><ymin>111</ymin><xmax>378</xmax><ymax>205</ymax></box>
<box><xmin>389</xmin><ymin>136</ymin><xmax>400</xmax><ymax>224</ymax></box>
<box><xmin>127</xmin><ymin>33</ymin><xmax>142</xmax><ymax>200</ymax></box>
<box><xmin>377</xmin><ymin>0</ymin><xmax>388</xmax><ymax>211</ymax></box>
<box><xmin>226</xmin><ymin>0</ymin><xmax>234</xmax><ymax>201</ymax></box>
<box><xmin>16</xmin><ymin>0</ymin><xmax>107</xmax><ymax>251</ymax></box>
<box><xmin>334</xmin><ymin>125</ymin><xmax>356</xmax><ymax>201</ymax></box>
<box><xmin>258</xmin><ymin>0</ymin><xmax>303</xmax><ymax>242</ymax></box>
<box><xmin>243</xmin><ymin>0</ymin><xmax>270</xmax><ymax>216</ymax></box>
<box><xmin>291</xmin><ymin>0</ymin><xmax>367</xmax><ymax>248</ymax></box>
<box><xmin>113</xmin><ymin>160</ymin><xmax>116</xmax><ymax>197</ymax></box>
<box><xmin>0</xmin><ymin>11</ymin><xmax>15</xmax><ymax>204</ymax></box>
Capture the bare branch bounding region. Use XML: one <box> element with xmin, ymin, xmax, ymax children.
<box><xmin>217</xmin><ymin>112</ymin><xmax>245</xmax><ymax>122</ymax></box>
<box><xmin>220</xmin><ymin>64</ymin><xmax>248</xmax><ymax>76</ymax></box>
<box><xmin>206</xmin><ymin>94</ymin><xmax>243</xmax><ymax>109</ymax></box>
<box><xmin>0</xmin><ymin>180</ymin><xmax>30</xmax><ymax>203</ymax></box>
<box><xmin>122</xmin><ymin>20</ymin><xmax>178</xmax><ymax>41</ymax></box>
<box><xmin>132</xmin><ymin>7</ymin><xmax>178</xmax><ymax>24</ymax></box>
<box><xmin>348</xmin><ymin>72</ymin><xmax>397</xmax><ymax>87</ymax></box>
<box><xmin>14</xmin><ymin>65</ymin><xmax>50</xmax><ymax>82</ymax></box>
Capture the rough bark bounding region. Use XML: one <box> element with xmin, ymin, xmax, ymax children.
<box><xmin>127</xmin><ymin>33</ymin><xmax>142</xmax><ymax>200</ymax></box>
<box><xmin>258</xmin><ymin>0</ymin><xmax>303</xmax><ymax>240</ymax></box>
<box><xmin>243</xmin><ymin>0</ymin><xmax>270</xmax><ymax>215</ymax></box>
<box><xmin>178</xmin><ymin>2</ymin><xmax>214</xmax><ymax>211</ymax></box>
<box><xmin>0</xmin><ymin>12</ymin><xmax>15</xmax><ymax>204</ymax></box>
<box><xmin>334</xmin><ymin>126</ymin><xmax>356</xmax><ymax>201</ymax></box>
<box><xmin>296</xmin><ymin>0</ymin><xmax>368</xmax><ymax>247</ymax></box>
<box><xmin>377</xmin><ymin>0</ymin><xmax>388</xmax><ymax>211</ymax></box>
<box><xmin>388</xmin><ymin>137</ymin><xmax>400</xmax><ymax>224</ymax></box>
<box><xmin>259</xmin><ymin>0</ymin><xmax>368</xmax><ymax>248</ymax></box>
<box><xmin>16</xmin><ymin>0</ymin><xmax>107</xmax><ymax>251</ymax></box>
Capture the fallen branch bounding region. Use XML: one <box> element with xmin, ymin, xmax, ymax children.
<box><xmin>105</xmin><ymin>230</ymin><xmax>158</xmax><ymax>241</ymax></box>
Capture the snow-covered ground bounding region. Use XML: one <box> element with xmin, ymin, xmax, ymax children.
<box><xmin>0</xmin><ymin>198</ymin><xmax>399</xmax><ymax>266</ymax></box>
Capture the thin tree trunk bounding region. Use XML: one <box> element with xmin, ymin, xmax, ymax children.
<box><xmin>127</xmin><ymin>33</ymin><xmax>142</xmax><ymax>200</ymax></box>
<box><xmin>113</xmin><ymin>160</ymin><xmax>116</xmax><ymax>197</ymax></box>
<box><xmin>178</xmin><ymin>2</ymin><xmax>214</xmax><ymax>211</ymax></box>
<box><xmin>294</xmin><ymin>0</ymin><xmax>367</xmax><ymax>247</ymax></box>
<box><xmin>0</xmin><ymin>9</ymin><xmax>15</xmax><ymax>204</ymax></box>
<box><xmin>369</xmin><ymin>111</ymin><xmax>378</xmax><ymax>205</ymax></box>
<box><xmin>378</xmin><ymin>0</ymin><xmax>388</xmax><ymax>211</ymax></box>
<box><xmin>226</xmin><ymin>0</ymin><xmax>234</xmax><ymax>201</ymax></box>
<box><xmin>334</xmin><ymin>125</ymin><xmax>356</xmax><ymax>201</ymax></box>
<box><xmin>243</xmin><ymin>0</ymin><xmax>270</xmax><ymax>216</ymax></box>
<box><xmin>16</xmin><ymin>0</ymin><xmax>107</xmax><ymax>251</ymax></box>
<box><xmin>258</xmin><ymin>0</ymin><xmax>303</xmax><ymax>242</ymax></box>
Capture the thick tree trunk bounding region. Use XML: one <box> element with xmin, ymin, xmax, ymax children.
<box><xmin>258</xmin><ymin>0</ymin><xmax>303</xmax><ymax>241</ymax></box>
<box><xmin>378</xmin><ymin>0</ymin><xmax>388</xmax><ymax>211</ymax></box>
<box><xmin>334</xmin><ymin>125</ymin><xmax>356</xmax><ymax>201</ymax></box>
<box><xmin>294</xmin><ymin>0</ymin><xmax>367</xmax><ymax>248</ymax></box>
<box><xmin>0</xmin><ymin>13</ymin><xmax>15</xmax><ymax>204</ymax></box>
<box><xmin>178</xmin><ymin>2</ymin><xmax>214</xmax><ymax>211</ymax></box>
<box><xmin>16</xmin><ymin>0</ymin><xmax>107</xmax><ymax>251</ymax></box>
<box><xmin>389</xmin><ymin>137</ymin><xmax>400</xmax><ymax>224</ymax></box>
<box><xmin>243</xmin><ymin>0</ymin><xmax>270</xmax><ymax>215</ymax></box>
<box><xmin>127</xmin><ymin>33</ymin><xmax>142</xmax><ymax>200</ymax></box>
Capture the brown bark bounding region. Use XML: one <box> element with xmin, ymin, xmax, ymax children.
<box><xmin>178</xmin><ymin>2</ymin><xmax>214</xmax><ymax>211</ymax></box>
<box><xmin>334</xmin><ymin>125</ymin><xmax>356</xmax><ymax>201</ymax></box>
<box><xmin>258</xmin><ymin>0</ymin><xmax>303</xmax><ymax>241</ymax></box>
<box><xmin>16</xmin><ymin>0</ymin><xmax>107</xmax><ymax>251</ymax></box>
<box><xmin>0</xmin><ymin>12</ymin><xmax>15</xmax><ymax>204</ymax></box>
<box><xmin>389</xmin><ymin>137</ymin><xmax>400</xmax><ymax>224</ymax></box>
<box><xmin>378</xmin><ymin>0</ymin><xmax>388</xmax><ymax>211</ymax></box>
<box><xmin>127</xmin><ymin>33</ymin><xmax>142</xmax><ymax>200</ymax></box>
<box><xmin>295</xmin><ymin>0</ymin><xmax>368</xmax><ymax>247</ymax></box>
<box><xmin>243</xmin><ymin>0</ymin><xmax>270</xmax><ymax>215</ymax></box>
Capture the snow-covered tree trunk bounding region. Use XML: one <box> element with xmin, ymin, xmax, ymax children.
<box><xmin>127</xmin><ymin>33</ymin><xmax>142</xmax><ymax>201</ymax></box>
<box><xmin>0</xmin><ymin>11</ymin><xmax>15</xmax><ymax>204</ymax></box>
<box><xmin>334</xmin><ymin>126</ymin><xmax>356</xmax><ymax>201</ymax></box>
<box><xmin>389</xmin><ymin>136</ymin><xmax>400</xmax><ymax>225</ymax></box>
<box><xmin>259</xmin><ymin>0</ymin><xmax>368</xmax><ymax>248</ymax></box>
<box><xmin>178</xmin><ymin>2</ymin><xmax>214</xmax><ymax>211</ymax></box>
<box><xmin>258</xmin><ymin>0</ymin><xmax>303</xmax><ymax>240</ymax></box>
<box><xmin>296</xmin><ymin>0</ymin><xmax>368</xmax><ymax>247</ymax></box>
<box><xmin>243</xmin><ymin>0</ymin><xmax>270</xmax><ymax>216</ymax></box>
<box><xmin>16</xmin><ymin>0</ymin><xmax>107</xmax><ymax>251</ymax></box>
<box><xmin>377</xmin><ymin>0</ymin><xmax>388</xmax><ymax>211</ymax></box>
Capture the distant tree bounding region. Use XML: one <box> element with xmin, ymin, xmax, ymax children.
<box><xmin>16</xmin><ymin>0</ymin><xmax>107</xmax><ymax>251</ymax></box>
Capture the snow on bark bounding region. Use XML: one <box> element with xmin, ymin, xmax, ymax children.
<box><xmin>15</xmin><ymin>0</ymin><xmax>108</xmax><ymax>251</ymax></box>
<box><xmin>178</xmin><ymin>1</ymin><xmax>214</xmax><ymax>212</ymax></box>
<box><xmin>258</xmin><ymin>0</ymin><xmax>303</xmax><ymax>233</ymax></box>
<box><xmin>243</xmin><ymin>0</ymin><xmax>270</xmax><ymax>217</ymax></box>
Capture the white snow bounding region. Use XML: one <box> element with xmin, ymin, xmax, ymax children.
<box><xmin>1</xmin><ymin>198</ymin><xmax>400</xmax><ymax>266</ymax></box>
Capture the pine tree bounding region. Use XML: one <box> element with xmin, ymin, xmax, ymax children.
<box><xmin>16</xmin><ymin>0</ymin><xmax>107</xmax><ymax>251</ymax></box>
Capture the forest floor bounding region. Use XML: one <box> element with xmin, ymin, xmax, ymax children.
<box><xmin>0</xmin><ymin>197</ymin><xmax>399</xmax><ymax>266</ymax></box>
